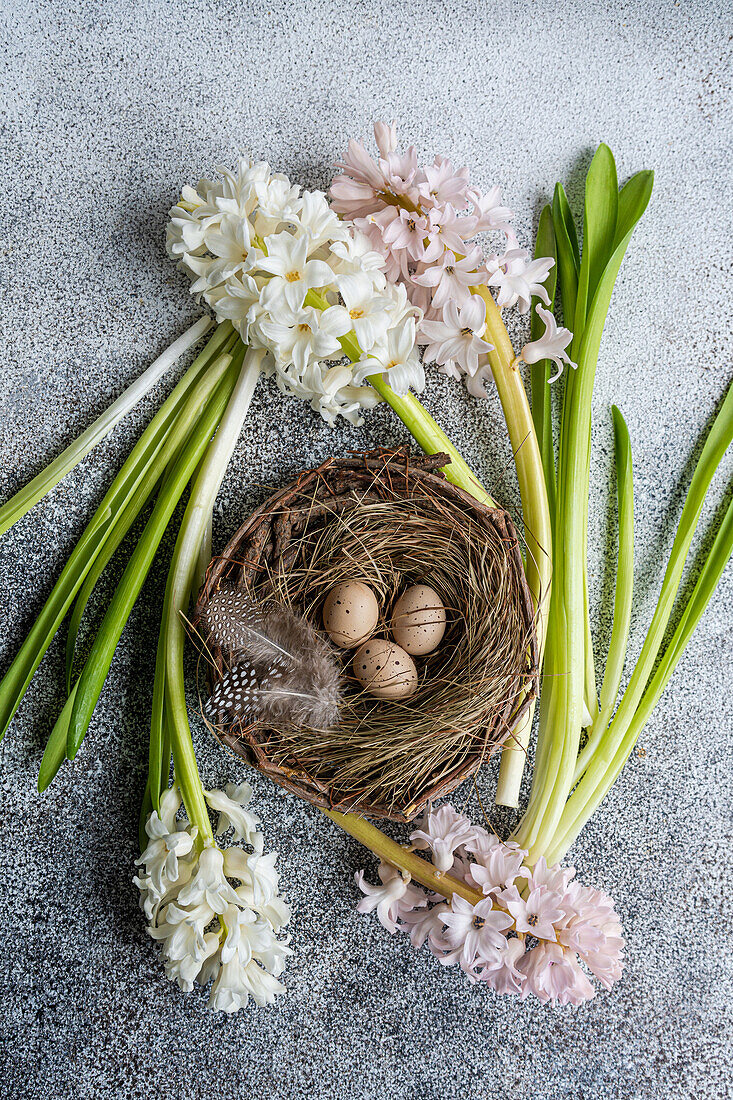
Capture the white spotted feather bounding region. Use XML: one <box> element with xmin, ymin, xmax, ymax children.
<box><xmin>202</xmin><ymin>589</ymin><xmax>342</xmax><ymax>731</ymax></box>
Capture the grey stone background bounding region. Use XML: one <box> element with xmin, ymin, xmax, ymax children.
<box><xmin>1</xmin><ymin>1</ymin><xmax>731</xmax><ymax>1097</ymax></box>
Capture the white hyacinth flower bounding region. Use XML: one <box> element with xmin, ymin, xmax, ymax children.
<box><xmin>167</xmin><ymin>159</ymin><xmax>423</xmax><ymax>425</ymax></box>
<box><xmin>135</xmin><ymin>784</ymin><xmax>290</xmax><ymax>1014</ymax></box>
<box><xmin>205</xmin><ymin>782</ymin><xmax>263</xmax><ymax>851</ymax></box>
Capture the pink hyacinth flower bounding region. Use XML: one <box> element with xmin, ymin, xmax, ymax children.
<box><xmin>411</xmin><ymin>248</ymin><xmax>484</xmax><ymax>309</ymax></box>
<box><xmin>422</xmin><ymin>205</ymin><xmax>477</xmax><ymax>263</ymax></box>
<box><xmin>374</xmin><ymin>120</ymin><xmax>398</xmax><ymax>157</ymax></box>
<box><xmin>518</xmin><ymin>942</ymin><xmax>597</xmax><ymax>1006</ymax></box>
<box><xmin>469</xmin><ymin>183</ymin><xmax>514</xmax><ymax>234</ymax></box>
<box><xmin>381</xmin><ymin>207</ymin><xmax>429</xmax><ymax>262</ymax></box>
<box><xmin>520</xmin><ymin>305</ymin><xmax>577</xmax><ymax>382</ymax></box>
<box><xmin>398</xmin><ymin>902</ymin><xmax>451</xmax><ymax>949</ymax></box>
<box><xmin>478</xmin><ymin>936</ymin><xmax>527</xmax><ymax>995</ymax></box>
<box><xmin>409</xmin><ymin>803</ymin><xmax>478</xmax><ymax>873</ymax></box>
<box><xmin>501</xmin><ymin>883</ymin><xmax>566</xmax><ymax>941</ymax></box>
<box><xmin>486</xmin><ymin>244</ymin><xmax>554</xmax><ymax>313</ymax></box>
<box><xmin>439</xmin><ymin>895</ymin><xmax>513</xmax><ymax>975</ymax></box>
<box><xmin>468</xmin><ymin>838</ymin><xmax>527</xmax><ymax>895</ymax></box>
<box><xmin>355</xmin><ymin>862</ymin><xmax>427</xmax><ymax>934</ymax></box>
<box><xmin>418</xmin><ymin>297</ymin><xmax>493</xmax><ymax>381</ymax></box>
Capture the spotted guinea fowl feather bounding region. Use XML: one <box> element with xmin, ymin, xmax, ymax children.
<box><xmin>202</xmin><ymin>588</ymin><xmax>342</xmax><ymax>731</ymax></box>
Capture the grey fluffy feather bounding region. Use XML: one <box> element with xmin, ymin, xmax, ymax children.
<box><xmin>203</xmin><ymin>588</ymin><xmax>342</xmax><ymax>731</ymax></box>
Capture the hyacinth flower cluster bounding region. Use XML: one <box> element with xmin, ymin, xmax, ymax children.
<box><xmin>167</xmin><ymin>159</ymin><xmax>424</xmax><ymax>425</ymax></box>
<box><xmin>354</xmin><ymin>803</ymin><xmax>623</xmax><ymax>1005</ymax></box>
<box><xmin>135</xmin><ymin>782</ymin><xmax>291</xmax><ymax>1012</ymax></box>
<box><xmin>330</xmin><ymin>121</ymin><xmax>575</xmax><ymax>396</ymax></box>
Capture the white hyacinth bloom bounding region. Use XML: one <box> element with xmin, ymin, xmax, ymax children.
<box><xmin>135</xmin><ymin>784</ymin><xmax>290</xmax><ymax>1014</ymax></box>
<box><xmin>205</xmin><ymin>782</ymin><xmax>263</xmax><ymax>851</ymax></box>
<box><xmin>167</xmin><ymin>159</ymin><xmax>423</xmax><ymax>424</ymax></box>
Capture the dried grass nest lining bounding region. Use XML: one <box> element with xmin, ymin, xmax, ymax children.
<box><xmin>197</xmin><ymin>450</ymin><xmax>537</xmax><ymax>821</ymax></box>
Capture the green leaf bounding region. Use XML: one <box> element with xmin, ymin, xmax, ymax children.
<box><xmin>0</xmin><ymin>318</ymin><xmax>215</xmax><ymax>538</ymax></box>
<box><xmin>37</xmin><ymin>681</ymin><xmax>79</xmax><ymax>791</ymax></box>
<box><xmin>574</xmin><ymin>144</ymin><xmax>619</xmax><ymax>352</ymax></box>
<box><xmin>549</xmin><ymin>382</ymin><xmax>733</xmax><ymax>860</ymax></box>
<box><xmin>148</xmin><ymin>616</ymin><xmax>168</xmax><ymax>812</ymax></box>
<box><xmin>0</xmin><ymin>328</ymin><xmax>237</xmax><ymax>740</ymax></box>
<box><xmin>64</xmin><ymin>333</ymin><xmax>237</xmax><ymax>691</ymax></box>
<box><xmin>551</xmin><ymin>183</ymin><xmax>579</xmax><ymax>330</ymax></box>
<box><xmin>572</xmin><ymin>405</ymin><xmax>635</xmax><ymax>783</ymax></box>
<box><xmin>138</xmin><ymin>781</ymin><xmax>153</xmax><ymax>853</ymax></box>
<box><xmin>0</xmin><ymin>507</ymin><xmax>111</xmax><ymax>740</ymax></box>
<box><xmin>615</xmin><ymin>169</ymin><xmax>655</xmax><ymax>250</ymax></box>
<box><xmin>66</xmin><ymin>360</ymin><xmax>238</xmax><ymax>761</ymax></box>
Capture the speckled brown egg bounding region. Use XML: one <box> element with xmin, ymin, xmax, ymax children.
<box><xmin>390</xmin><ymin>583</ymin><xmax>446</xmax><ymax>655</ymax></box>
<box><xmin>352</xmin><ymin>638</ymin><xmax>418</xmax><ymax>700</ymax></box>
<box><xmin>322</xmin><ymin>581</ymin><xmax>380</xmax><ymax>649</ymax></box>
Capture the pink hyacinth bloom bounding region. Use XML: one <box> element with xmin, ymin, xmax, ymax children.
<box><xmin>501</xmin><ymin>884</ymin><xmax>566</xmax><ymax>941</ymax></box>
<box><xmin>486</xmin><ymin>244</ymin><xmax>554</xmax><ymax>313</ymax></box>
<box><xmin>374</xmin><ymin>120</ymin><xmax>398</xmax><ymax>157</ymax></box>
<box><xmin>521</xmin><ymin>855</ymin><xmax>577</xmax><ymax>896</ymax></box>
<box><xmin>555</xmin><ymin>883</ymin><xmax>625</xmax><ymax>990</ymax></box>
<box><xmin>354</xmin><ymin>209</ymin><xmax>409</xmax><ymax>282</ymax></box>
<box><xmin>422</xmin><ymin>204</ymin><xmax>476</xmax><ymax>263</ymax></box>
<box><xmin>409</xmin><ymin>803</ymin><xmax>478</xmax><ymax>873</ymax></box>
<box><xmin>418</xmin><ymin>155</ymin><xmax>471</xmax><ymax>209</ymax></box>
<box><xmin>439</xmin><ymin>895</ymin><xmax>513</xmax><ymax>974</ymax></box>
<box><xmin>418</xmin><ymin>297</ymin><xmax>493</xmax><ymax>380</ymax></box>
<box><xmin>382</xmin><ymin>207</ymin><xmax>429</xmax><ymax>262</ymax></box>
<box><xmin>330</xmin><ymin>138</ymin><xmax>389</xmax><ymax>218</ymax></box>
<box><xmin>412</xmin><ymin>248</ymin><xmax>484</xmax><ymax>309</ymax></box>
<box><xmin>468</xmin><ymin>839</ymin><xmax>527</xmax><ymax>895</ymax></box>
<box><xmin>518</xmin><ymin>942</ymin><xmax>597</xmax><ymax>1006</ymax></box>
<box><xmin>479</xmin><ymin>936</ymin><xmax>527</xmax><ymax>995</ymax></box>
<box><xmin>398</xmin><ymin>902</ymin><xmax>451</xmax><ymax>949</ymax></box>
<box><xmin>520</xmin><ymin>305</ymin><xmax>577</xmax><ymax>381</ymax></box>
<box><xmin>379</xmin><ymin>145</ymin><xmax>420</xmax><ymax>199</ymax></box>
<box><xmin>355</xmin><ymin>862</ymin><xmax>427</xmax><ymax>934</ymax></box>
<box><xmin>469</xmin><ymin>184</ymin><xmax>514</xmax><ymax>234</ymax></box>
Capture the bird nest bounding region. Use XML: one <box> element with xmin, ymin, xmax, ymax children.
<box><xmin>195</xmin><ymin>448</ymin><xmax>537</xmax><ymax>822</ymax></box>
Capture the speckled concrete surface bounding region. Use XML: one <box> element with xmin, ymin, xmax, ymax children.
<box><xmin>1</xmin><ymin>1</ymin><xmax>732</xmax><ymax>1098</ymax></box>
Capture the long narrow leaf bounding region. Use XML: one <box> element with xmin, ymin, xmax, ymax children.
<box><xmin>66</xmin><ymin>360</ymin><xmax>238</xmax><ymax>762</ymax></box>
<box><xmin>551</xmin><ymin>183</ymin><xmax>579</xmax><ymax>330</ymax></box>
<box><xmin>552</xmin><ymin>383</ymin><xmax>733</xmax><ymax>854</ymax></box>
<box><xmin>547</xmin><ymin>489</ymin><xmax>733</xmax><ymax>866</ymax></box>
<box><xmin>573</xmin><ymin>144</ymin><xmax>618</xmax><ymax>353</ymax></box>
<box><xmin>573</xmin><ymin>405</ymin><xmax>634</xmax><ymax>783</ymax></box>
<box><xmin>0</xmin><ymin>508</ymin><xmax>110</xmax><ymax>739</ymax></box>
<box><xmin>0</xmin><ymin>326</ymin><xmax>235</xmax><ymax>739</ymax></box>
<box><xmin>37</xmin><ymin>681</ymin><xmax>79</xmax><ymax>791</ymax></box>
<box><xmin>64</xmin><ymin>338</ymin><xmax>237</xmax><ymax>689</ymax></box>
<box><xmin>0</xmin><ymin>317</ymin><xmax>212</xmax><ymax>537</ymax></box>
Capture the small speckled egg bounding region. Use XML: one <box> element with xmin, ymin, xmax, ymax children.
<box><xmin>322</xmin><ymin>581</ymin><xmax>379</xmax><ymax>649</ymax></box>
<box><xmin>353</xmin><ymin>638</ymin><xmax>418</xmax><ymax>700</ymax></box>
<box><xmin>390</xmin><ymin>583</ymin><xmax>446</xmax><ymax>655</ymax></box>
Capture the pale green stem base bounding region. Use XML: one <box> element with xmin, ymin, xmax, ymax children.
<box><xmin>475</xmin><ymin>288</ymin><xmax>552</xmax><ymax>808</ymax></box>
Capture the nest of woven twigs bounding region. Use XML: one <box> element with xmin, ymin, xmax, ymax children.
<box><xmin>195</xmin><ymin>448</ymin><xmax>537</xmax><ymax>822</ymax></box>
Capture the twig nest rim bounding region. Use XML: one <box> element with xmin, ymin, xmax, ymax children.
<box><xmin>196</xmin><ymin>448</ymin><xmax>538</xmax><ymax>823</ymax></box>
